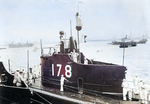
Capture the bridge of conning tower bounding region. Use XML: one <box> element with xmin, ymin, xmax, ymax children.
<box><xmin>60</xmin><ymin>36</ymin><xmax>78</xmax><ymax>54</ymax></box>
<box><xmin>41</xmin><ymin>36</ymin><xmax>78</xmax><ymax>56</ymax></box>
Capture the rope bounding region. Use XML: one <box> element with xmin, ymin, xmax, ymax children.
<box><xmin>0</xmin><ymin>96</ymin><xmax>17</xmax><ymax>104</ymax></box>
<box><xmin>34</xmin><ymin>91</ymin><xmax>52</xmax><ymax>104</ymax></box>
<box><xmin>30</xmin><ymin>98</ymin><xmax>44</xmax><ymax>104</ymax></box>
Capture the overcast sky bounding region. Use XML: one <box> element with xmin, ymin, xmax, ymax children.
<box><xmin>0</xmin><ymin>0</ymin><xmax>150</xmax><ymax>44</ymax></box>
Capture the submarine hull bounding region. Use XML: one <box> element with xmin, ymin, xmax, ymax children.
<box><xmin>41</xmin><ymin>54</ymin><xmax>126</xmax><ymax>93</ymax></box>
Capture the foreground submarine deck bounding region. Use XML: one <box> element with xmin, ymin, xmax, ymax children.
<box><xmin>29</xmin><ymin>77</ymin><xmax>139</xmax><ymax>104</ymax></box>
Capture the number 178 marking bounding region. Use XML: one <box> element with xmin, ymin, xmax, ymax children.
<box><xmin>51</xmin><ymin>64</ymin><xmax>72</xmax><ymax>78</ymax></box>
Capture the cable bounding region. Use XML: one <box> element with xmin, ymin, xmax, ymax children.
<box><xmin>0</xmin><ymin>96</ymin><xmax>17</xmax><ymax>104</ymax></box>
<box><xmin>30</xmin><ymin>98</ymin><xmax>44</xmax><ymax>104</ymax></box>
<box><xmin>33</xmin><ymin>91</ymin><xmax>52</xmax><ymax>104</ymax></box>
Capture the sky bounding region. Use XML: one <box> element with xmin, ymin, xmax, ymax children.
<box><xmin>0</xmin><ymin>0</ymin><xmax>150</xmax><ymax>45</ymax></box>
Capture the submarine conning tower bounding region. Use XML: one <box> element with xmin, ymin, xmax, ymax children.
<box><xmin>59</xmin><ymin>31</ymin><xmax>78</xmax><ymax>54</ymax></box>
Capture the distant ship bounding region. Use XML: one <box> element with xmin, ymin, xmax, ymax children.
<box><xmin>137</xmin><ymin>38</ymin><xmax>148</xmax><ymax>44</ymax></box>
<box><xmin>0</xmin><ymin>48</ymin><xmax>6</xmax><ymax>50</ymax></box>
<box><xmin>8</xmin><ymin>42</ymin><xmax>34</xmax><ymax>48</ymax></box>
<box><xmin>112</xmin><ymin>35</ymin><xmax>148</xmax><ymax>45</ymax></box>
<box><xmin>137</xmin><ymin>35</ymin><xmax>148</xmax><ymax>44</ymax></box>
<box><xmin>112</xmin><ymin>35</ymin><xmax>129</xmax><ymax>45</ymax></box>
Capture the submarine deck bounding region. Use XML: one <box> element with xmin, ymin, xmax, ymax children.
<box><xmin>29</xmin><ymin>77</ymin><xmax>138</xmax><ymax>104</ymax></box>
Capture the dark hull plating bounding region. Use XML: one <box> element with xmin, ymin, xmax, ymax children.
<box><xmin>41</xmin><ymin>54</ymin><xmax>126</xmax><ymax>93</ymax></box>
<box><xmin>0</xmin><ymin>85</ymin><xmax>31</xmax><ymax>104</ymax></box>
<box><xmin>0</xmin><ymin>62</ymin><xmax>31</xmax><ymax>104</ymax></box>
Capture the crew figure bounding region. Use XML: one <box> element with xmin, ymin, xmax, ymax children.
<box><xmin>138</xmin><ymin>80</ymin><xmax>147</xmax><ymax>104</ymax></box>
<box><xmin>144</xmin><ymin>89</ymin><xmax>149</xmax><ymax>104</ymax></box>
<box><xmin>84</xmin><ymin>58</ymin><xmax>88</xmax><ymax>64</ymax></box>
<box><xmin>122</xmin><ymin>79</ymin><xmax>132</xmax><ymax>101</ymax></box>
<box><xmin>53</xmin><ymin>48</ymin><xmax>58</xmax><ymax>55</ymax></box>
<box><xmin>22</xmin><ymin>69</ymin><xmax>27</xmax><ymax>80</ymax></box>
<box><xmin>37</xmin><ymin>64</ymin><xmax>41</xmax><ymax>77</ymax></box>
<box><xmin>33</xmin><ymin>65</ymin><xmax>40</xmax><ymax>78</ymax></box>
<box><xmin>70</xmin><ymin>49</ymin><xmax>79</xmax><ymax>63</ymax></box>
<box><xmin>32</xmin><ymin>65</ymin><xmax>37</xmax><ymax>83</ymax></box>
<box><xmin>133</xmin><ymin>75</ymin><xmax>139</xmax><ymax>94</ymax></box>
<box><xmin>13</xmin><ymin>69</ymin><xmax>20</xmax><ymax>86</ymax></box>
<box><xmin>147</xmin><ymin>91</ymin><xmax>150</xmax><ymax>104</ymax></box>
<box><xmin>60</xmin><ymin>75</ymin><xmax>68</xmax><ymax>91</ymax></box>
<box><xmin>16</xmin><ymin>71</ymin><xmax>25</xmax><ymax>87</ymax></box>
<box><xmin>29</xmin><ymin>68</ymin><xmax>33</xmax><ymax>85</ymax></box>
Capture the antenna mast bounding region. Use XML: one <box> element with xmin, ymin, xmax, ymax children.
<box><xmin>40</xmin><ymin>39</ymin><xmax>43</xmax><ymax>55</ymax></box>
<box><xmin>27</xmin><ymin>50</ymin><xmax>29</xmax><ymax>85</ymax></box>
<box><xmin>70</xmin><ymin>20</ymin><xmax>72</xmax><ymax>37</ymax></box>
<box><xmin>76</xmin><ymin>13</ymin><xmax>82</xmax><ymax>52</ymax></box>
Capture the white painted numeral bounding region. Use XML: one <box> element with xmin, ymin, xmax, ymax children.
<box><xmin>52</xmin><ymin>64</ymin><xmax>54</xmax><ymax>76</ymax></box>
<box><xmin>65</xmin><ymin>65</ymin><xmax>72</xmax><ymax>78</ymax></box>
<box><xmin>57</xmin><ymin>64</ymin><xmax>62</xmax><ymax>76</ymax></box>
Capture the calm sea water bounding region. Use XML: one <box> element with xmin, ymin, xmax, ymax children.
<box><xmin>0</xmin><ymin>40</ymin><xmax>150</xmax><ymax>84</ymax></box>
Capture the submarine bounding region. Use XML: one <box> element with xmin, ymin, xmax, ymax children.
<box><xmin>40</xmin><ymin>13</ymin><xmax>127</xmax><ymax>95</ymax></box>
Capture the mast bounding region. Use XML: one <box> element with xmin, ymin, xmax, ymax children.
<box><xmin>8</xmin><ymin>59</ymin><xmax>10</xmax><ymax>72</ymax></box>
<box><xmin>40</xmin><ymin>39</ymin><xmax>43</xmax><ymax>55</ymax></box>
<box><xmin>70</xmin><ymin>20</ymin><xmax>72</xmax><ymax>37</ymax></box>
<box><xmin>76</xmin><ymin>12</ymin><xmax>82</xmax><ymax>53</ymax></box>
<box><xmin>27</xmin><ymin>50</ymin><xmax>29</xmax><ymax>85</ymax></box>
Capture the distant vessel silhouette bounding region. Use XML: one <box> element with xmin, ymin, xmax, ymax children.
<box><xmin>9</xmin><ymin>42</ymin><xmax>34</xmax><ymax>48</ymax></box>
<box><xmin>137</xmin><ymin>38</ymin><xmax>148</xmax><ymax>44</ymax></box>
<box><xmin>112</xmin><ymin>35</ymin><xmax>148</xmax><ymax>45</ymax></box>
